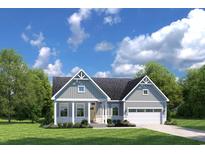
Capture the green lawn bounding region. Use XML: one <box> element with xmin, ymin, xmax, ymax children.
<box><xmin>174</xmin><ymin>118</ymin><xmax>205</xmax><ymax>131</ymax></box>
<box><xmin>0</xmin><ymin>119</ymin><xmax>203</xmax><ymax>145</ymax></box>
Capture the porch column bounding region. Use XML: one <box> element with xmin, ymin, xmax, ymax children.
<box><xmin>104</xmin><ymin>101</ymin><xmax>107</xmax><ymax>124</ymax></box>
<box><xmin>123</xmin><ymin>101</ymin><xmax>126</xmax><ymax>120</ymax></box>
<box><xmin>102</xmin><ymin>103</ymin><xmax>104</xmax><ymax>123</ymax></box>
<box><xmin>88</xmin><ymin>102</ymin><xmax>91</xmax><ymax>124</ymax></box>
<box><xmin>72</xmin><ymin>102</ymin><xmax>75</xmax><ymax>124</ymax></box>
<box><xmin>54</xmin><ymin>100</ymin><xmax>57</xmax><ymax>125</ymax></box>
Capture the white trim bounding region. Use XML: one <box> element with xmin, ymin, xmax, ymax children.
<box><xmin>78</xmin><ymin>85</ymin><xmax>85</xmax><ymax>93</ymax></box>
<box><xmin>104</xmin><ymin>101</ymin><xmax>107</xmax><ymax>124</ymax></box>
<box><xmin>88</xmin><ymin>102</ymin><xmax>91</xmax><ymax>124</ymax></box>
<box><xmin>54</xmin><ymin>101</ymin><xmax>57</xmax><ymax>125</ymax></box>
<box><xmin>51</xmin><ymin>69</ymin><xmax>111</xmax><ymax>100</ymax></box>
<box><xmin>59</xmin><ymin>103</ymin><xmax>69</xmax><ymax>118</ymax></box>
<box><xmin>125</xmin><ymin>100</ymin><xmax>165</xmax><ymax>103</ymax></box>
<box><xmin>127</xmin><ymin>107</ymin><xmax>163</xmax><ymax>109</ymax></box>
<box><xmin>72</xmin><ymin>102</ymin><xmax>75</xmax><ymax>124</ymax></box>
<box><xmin>108</xmin><ymin>100</ymin><xmax>121</xmax><ymax>102</ymax></box>
<box><xmin>143</xmin><ymin>89</ymin><xmax>149</xmax><ymax>95</ymax></box>
<box><xmin>122</xmin><ymin>75</ymin><xmax>169</xmax><ymax>101</ymax></box>
<box><xmin>55</xmin><ymin>98</ymin><xmax>107</xmax><ymax>102</ymax></box>
<box><xmin>76</xmin><ymin>103</ymin><xmax>85</xmax><ymax>118</ymax></box>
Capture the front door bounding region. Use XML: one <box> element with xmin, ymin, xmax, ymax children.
<box><xmin>90</xmin><ymin>102</ymin><xmax>96</xmax><ymax>122</ymax></box>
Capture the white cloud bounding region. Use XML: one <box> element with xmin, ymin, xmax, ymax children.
<box><xmin>30</xmin><ymin>32</ymin><xmax>45</xmax><ymax>48</ymax></box>
<box><xmin>44</xmin><ymin>59</ymin><xmax>64</xmax><ymax>77</ymax></box>
<box><xmin>189</xmin><ymin>60</ymin><xmax>205</xmax><ymax>69</ymax></box>
<box><xmin>112</xmin><ymin>9</ymin><xmax>205</xmax><ymax>76</ymax></box>
<box><xmin>67</xmin><ymin>9</ymin><xmax>91</xmax><ymax>49</ymax></box>
<box><xmin>112</xmin><ymin>64</ymin><xmax>145</xmax><ymax>77</ymax></box>
<box><xmin>95</xmin><ymin>41</ymin><xmax>114</xmax><ymax>51</ymax></box>
<box><xmin>67</xmin><ymin>9</ymin><xmax>122</xmax><ymax>49</ymax></box>
<box><xmin>21</xmin><ymin>32</ymin><xmax>29</xmax><ymax>42</ymax></box>
<box><xmin>95</xmin><ymin>71</ymin><xmax>111</xmax><ymax>78</ymax></box>
<box><xmin>33</xmin><ymin>47</ymin><xmax>51</xmax><ymax>68</ymax></box>
<box><xmin>26</xmin><ymin>24</ymin><xmax>32</xmax><ymax>30</ymax></box>
<box><xmin>104</xmin><ymin>16</ymin><xmax>121</xmax><ymax>25</ymax></box>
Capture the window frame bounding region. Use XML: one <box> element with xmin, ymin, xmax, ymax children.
<box><xmin>143</xmin><ymin>89</ymin><xmax>149</xmax><ymax>95</ymax></box>
<box><xmin>59</xmin><ymin>103</ymin><xmax>69</xmax><ymax>117</ymax></box>
<box><xmin>76</xmin><ymin>103</ymin><xmax>85</xmax><ymax>118</ymax></box>
<box><xmin>78</xmin><ymin>85</ymin><xmax>85</xmax><ymax>93</ymax></box>
<box><xmin>112</xmin><ymin>105</ymin><xmax>119</xmax><ymax>116</ymax></box>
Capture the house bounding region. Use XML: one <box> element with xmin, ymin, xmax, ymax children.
<box><xmin>51</xmin><ymin>69</ymin><xmax>169</xmax><ymax>125</ymax></box>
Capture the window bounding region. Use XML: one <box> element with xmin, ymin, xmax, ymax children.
<box><xmin>128</xmin><ymin>108</ymin><xmax>137</xmax><ymax>112</ymax></box>
<box><xmin>143</xmin><ymin>89</ymin><xmax>149</xmax><ymax>95</ymax></box>
<box><xmin>78</xmin><ymin>85</ymin><xmax>85</xmax><ymax>93</ymax></box>
<box><xmin>145</xmin><ymin>109</ymin><xmax>153</xmax><ymax>112</ymax></box>
<box><xmin>154</xmin><ymin>109</ymin><xmax>162</xmax><ymax>112</ymax></box>
<box><xmin>60</xmin><ymin>105</ymin><xmax>68</xmax><ymax>117</ymax></box>
<box><xmin>137</xmin><ymin>109</ymin><xmax>145</xmax><ymax>112</ymax></box>
<box><xmin>76</xmin><ymin>104</ymin><xmax>85</xmax><ymax>117</ymax></box>
<box><xmin>112</xmin><ymin>106</ymin><xmax>119</xmax><ymax>116</ymax></box>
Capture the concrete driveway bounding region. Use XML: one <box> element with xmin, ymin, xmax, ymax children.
<box><xmin>139</xmin><ymin>124</ymin><xmax>205</xmax><ymax>142</ymax></box>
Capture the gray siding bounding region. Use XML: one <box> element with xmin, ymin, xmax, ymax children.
<box><xmin>125</xmin><ymin>101</ymin><xmax>163</xmax><ymax>108</ymax></box>
<box><xmin>126</xmin><ymin>84</ymin><xmax>167</xmax><ymax>102</ymax></box>
<box><xmin>57</xmin><ymin>80</ymin><xmax>107</xmax><ymax>100</ymax></box>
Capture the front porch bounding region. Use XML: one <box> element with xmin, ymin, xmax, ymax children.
<box><xmin>54</xmin><ymin>100</ymin><xmax>109</xmax><ymax>125</ymax></box>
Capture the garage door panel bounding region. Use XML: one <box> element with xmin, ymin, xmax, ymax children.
<box><xmin>127</xmin><ymin>109</ymin><xmax>162</xmax><ymax>124</ymax></box>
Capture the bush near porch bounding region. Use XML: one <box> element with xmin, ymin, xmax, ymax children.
<box><xmin>107</xmin><ymin>119</ymin><xmax>136</xmax><ymax>127</ymax></box>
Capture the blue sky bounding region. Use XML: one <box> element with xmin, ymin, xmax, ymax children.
<box><xmin>1</xmin><ymin>8</ymin><xmax>205</xmax><ymax>78</ymax></box>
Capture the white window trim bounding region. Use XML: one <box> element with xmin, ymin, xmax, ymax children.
<box><xmin>78</xmin><ymin>85</ymin><xmax>85</xmax><ymax>93</ymax></box>
<box><xmin>127</xmin><ymin>107</ymin><xmax>163</xmax><ymax>113</ymax></box>
<box><xmin>59</xmin><ymin>103</ymin><xmax>69</xmax><ymax>117</ymax></box>
<box><xmin>111</xmin><ymin>104</ymin><xmax>119</xmax><ymax>116</ymax></box>
<box><xmin>76</xmin><ymin>103</ymin><xmax>85</xmax><ymax>118</ymax></box>
<box><xmin>143</xmin><ymin>89</ymin><xmax>149</xmax><ymax>95</ymax></box>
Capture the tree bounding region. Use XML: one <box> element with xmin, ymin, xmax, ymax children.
<box><xmin>31</xmin><ymin>69</ymin><xmax>53</xmax><ymax>124</ymax></box>
<box><xmin>136</xmin><ymin>61</ymin><xmax>183</xmax><ymax>110</ymax></box>
<box><xmin>0</xmin><ymin>49</ymin><xmax>29</xmax><ymax>123</ymax></box>
<box><xmin>177</xmin><ymin>66</ymin><xmax>205</xmax><ymax>118</ymax></box>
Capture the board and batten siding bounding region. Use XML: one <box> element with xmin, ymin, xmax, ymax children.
<box><xmin>125</xmin><ymin>84</ymin><xmax>167</xmax><ymax>102</ymax></box>
<box><xmin>57</xmin><ymin>80</ymin><xmax>107</xmax><ymax>100</ymax></box>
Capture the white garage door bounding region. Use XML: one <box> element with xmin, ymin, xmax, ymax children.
<box><xmin>127</xmin><ymin>108</ymin><xmax>162</xmax><ymax>124</ymax></box>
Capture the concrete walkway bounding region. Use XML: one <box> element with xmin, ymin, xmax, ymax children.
<box><xmin>139</xmin><ymin>124</ymin><xmax>205</xmax><ymax>142</ymax></box>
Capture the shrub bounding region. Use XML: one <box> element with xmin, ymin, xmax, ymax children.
<box><xmin>73</xmin><ymin>122</ymin><xmax>81</xmax><ymax>128</ymax></box>
<box><xmin>112</xmin><ymin>120</ymin><xmax>117</xmax><ymax>124</ymax></box>
<box><xmin>66</xmin><ymin>122</ymin><xmax>73</xmax><ymax>128</ymax></box>
<box><xmin>58</xmin><ymin>123</ymin><xmax>63</xmax><ymax>128</ymax></box>
<box><xmin>43</xmin><ymin>123</ymin><xmax>58</xmax><ymax>129</ymax></box>
<box><xmin>63</xmin><ymin>123</ymin><xmax>67</xmax><ymax>128</ymax></box>
<box><xmin>107</xmin><ymin>123</ymin><xmax>115</xmax><ymax>127</ymax></box>
<box><xmin>81</xmin><ymin>119</ymin><xmax>88</xmax><ymax>125</ymax></box>
<box><xmin>165</xmin><ymin>120</ymin><xmax>177</xmax><ymax>125</ymax></box>
<box><xmin>107</xmin><ymin>119</ymin><xmax>112</xmax><ymax>124</ymax></box>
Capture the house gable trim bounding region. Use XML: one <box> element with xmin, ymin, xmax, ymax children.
<box><xmin>51</xmin><ymin>69</ymin><xmax>111</xmax><ymax>100</ymax></box>
<box><xmin>122</xmin><ymin>75</ymin><xmax>169</xmax><ymax>101</ymax></box>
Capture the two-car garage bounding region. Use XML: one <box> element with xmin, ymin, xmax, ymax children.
<box><xmin>126</xmin><ymin>107</ymin><xmax>163</xmax><ymax>124</ymax></box>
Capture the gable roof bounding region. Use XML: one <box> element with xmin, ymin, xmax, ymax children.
<box><xmin>51</xmin><ymin>69</ymin><xmax>111</xmax><ymax>100</ymax></box>
<box><xmin>52</xmin><ymin>75</ymin><xmax>144</xmax><ymax>100</ymax></box>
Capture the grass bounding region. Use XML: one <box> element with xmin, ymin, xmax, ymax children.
<box><xmin>0</xmin><ymin>119</ymin><xmax>203</xmax><ymax>145</ymax></box>
<box><xmin>174</xmin><ymin>118</ymin><xmax>205</xmax><ymax>131</ymax></box>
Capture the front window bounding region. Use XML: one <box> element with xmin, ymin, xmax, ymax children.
<box><xmin>112</xmin><ymin>106</ymin><xmax>119</xmax><ymax>116</ymax></box>
<box><xmin>76</xmin><ymin>104</ymin><xmax>85</xmax><ymax>117</ymax></box>
<box><xmin>60</xmin><ymin>105</ymin><xmax>68</xmax><ymax>117</ymax></box>
<box><xmin>78</xmin><ymin>85</ymin><xmax>85</xmax><ymax>93</ymax></box>
<box><xmin>143</xmin><ymin>89</ymin><xmax>149</xmax><ymax>95</ymax></box>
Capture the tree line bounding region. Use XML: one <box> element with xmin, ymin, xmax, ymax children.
<box><xmin>0</xmin><ymin>49</ymin><xmax>53</xmax><ymax>124</ymax></box>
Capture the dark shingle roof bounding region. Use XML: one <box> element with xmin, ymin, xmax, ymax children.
<box><xmin>52</xmin><ymin>76</ymin><xmax>144</xmax><ymax>100</ymax></box>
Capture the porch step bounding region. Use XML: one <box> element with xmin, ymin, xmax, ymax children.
<box><xmin>90</xmin><ymin>123</ymin><xmax>107</xmax><ymax>128</ymax></box>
